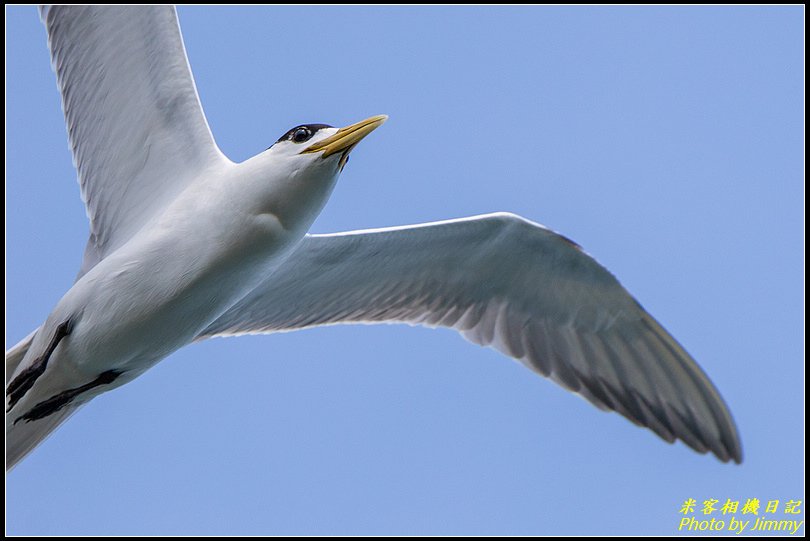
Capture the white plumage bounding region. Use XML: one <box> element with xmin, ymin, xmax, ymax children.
<box><xmin>6</xmin><ymin>5</ymin><xmax>741</xmax><ymax>470</ymax></box>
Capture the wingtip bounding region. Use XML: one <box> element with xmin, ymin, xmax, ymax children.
<box><xmin>712</xmin><ymin>442</ymin><xmax>743</xmax><ymax>465</ymax></box>
<box><xmin>725</xmin><ymin>430</ymin><xmax>744</xmax><ymax>465</ymax></box>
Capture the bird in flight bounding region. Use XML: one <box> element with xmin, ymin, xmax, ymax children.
<box><xmin>6</xmin><ymin>6</ymin><xmax>741</xmax><ymax>469</ymax></box>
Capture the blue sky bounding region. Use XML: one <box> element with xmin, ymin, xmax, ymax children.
<box><xmin>6</xmin><ymin>6</ymin><xmax>804</xmax><ymax>535</ymax></box>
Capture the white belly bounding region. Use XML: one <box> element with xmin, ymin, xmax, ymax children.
<box><xmin>46</xmin><ymin>208</ymin><xmax>299</xmax><ymax>382</ymax></box>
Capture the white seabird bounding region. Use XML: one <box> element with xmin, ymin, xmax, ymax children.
<box><xmin>6</xmin><ymin>5</ymin><xmax>742</xmax><ymax>469</ymax></box>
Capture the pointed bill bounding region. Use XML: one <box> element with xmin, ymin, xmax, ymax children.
<box><xmin>301</xmin><ymin>115</ymin><xmax>388</xmax><ymax>158</ymax></box>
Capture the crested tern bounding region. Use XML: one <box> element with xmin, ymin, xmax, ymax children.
<box><xmin>6</xmin><ymin>5</ymin><xmax>742</xmax><ymax>469</ymax></box>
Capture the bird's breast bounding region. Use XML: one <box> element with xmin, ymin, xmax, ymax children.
<box><xmin>59</xmin><ymin>205</ymin><xmax>303</xmax><ymax>376</ymax></box>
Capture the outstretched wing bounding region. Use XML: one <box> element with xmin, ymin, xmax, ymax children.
<box><xmin>200</xmin><ymin>213</ymin><xmax>742</xmax><ymax>463</ymax></box>
<box><xmin>40</xmin><ymin>6</ymin><xmax>230</xmax><ymax>277</ymax></box>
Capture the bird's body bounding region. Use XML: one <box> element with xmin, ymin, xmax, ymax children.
<box><xmin>6</xmin><ymin>5</ymin><xmax>742</xmax><ymax>469</ymax></box>
<box><xmin>6</xmin><ymin>115</ymin><xmax>358</xmax><ymax>463</ymax></box>
<box><xmin>28</xmin><ymin>157</ymin><xmax>295</xmax><ymax>376</ymax></box>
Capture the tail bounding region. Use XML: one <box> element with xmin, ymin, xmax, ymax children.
<box><xmin>6</xmin><ymin>403</ymin><xmax>81</xmax><ymax>471</ymax></box>
<box><xmin>6</xmin><ymin>328</ymin><xmax>81</xmax><ymax>471</ymax></box>
<box><xmin>6</xmin><ymin>328</ymin><xmax>39</xmax><ymax>384</ymax></box>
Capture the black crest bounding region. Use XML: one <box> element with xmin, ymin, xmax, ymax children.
<box><xmin>273</xmin><ymin>123</ymin><xmax>333</xmax><ymax>145</ymax></box>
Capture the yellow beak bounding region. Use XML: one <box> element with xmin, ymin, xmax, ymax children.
<box><xmin>301</xmin><ymin>114</ymin><xmax>388</xmax><ymax>159</ymax></box>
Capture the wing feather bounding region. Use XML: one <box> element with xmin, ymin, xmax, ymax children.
<box><xmin>40</xmin><ymin>6</ymin><xmax>229</xmax><ymax>277</ymax></box>
<box><xmin>199</xmin><ymin>212</ymin><xmax>742</xmax><ymax>463</ymax></box>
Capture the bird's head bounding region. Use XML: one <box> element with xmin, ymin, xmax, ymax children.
<box><xmin>268</xmin><ymin>114</ymin><xmax>388</xmax><ymax>173</ymax></box>
<box><xmin>250</xmin><ymin>114</ymin><xmax>387</xmax><ymax>235</ymax></box>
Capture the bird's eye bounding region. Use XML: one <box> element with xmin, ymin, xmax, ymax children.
<box><xmin>271</xmin><ymin>123</ymin><xmax>332</xmax><ymax>148</ymax></box>
<box><xmin>292</xmin><ymin>128</ymin><xmax>312</xmax><ymax>143</ymax></box>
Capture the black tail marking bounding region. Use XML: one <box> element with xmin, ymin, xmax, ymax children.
<box><xmin>13</xmin><ymin>370</ymin><xmax>122</xmax><ymax>425</ymax></box>
<box><xmin>6</xmin><ymin>319</ymin><xmax>74</xmax><ymax>411</ymax></box>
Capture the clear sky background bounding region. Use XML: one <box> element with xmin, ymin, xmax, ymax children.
<box><xmin>6</xmin><ymin>6</ymin><xmax>804</xmax><ymax>535</ymax></box>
